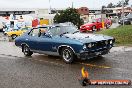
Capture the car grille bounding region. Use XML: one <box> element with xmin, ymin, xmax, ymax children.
<box><xmin>86</xmin><ymin>41</ymin><xmax>107</xmax><ymax>49</ymax></box>
<box><xmin>95</xmin><ymin>41</ymin><xmax>106</xmax><ymax>48</ymax></box>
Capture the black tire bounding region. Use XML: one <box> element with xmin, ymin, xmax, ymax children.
<box><xmin>4</xmin><ymin>33</ymin><xmax>7</xmax><ymax>36</ymax></box>
<box><xmin>128</xmin><ymin>22</ymin><xmax>131</xmax><ymax>25</ymax></box>
<box><xmin>11</xmin><ymin>34</ymin><xmax>17</xmax><ymax>40</ymax></box>
<box><xmin>61</xmin><ymin>47</ymin><xmax>75</xmax><ymax>64</ymax></box>
<box><xmin>81</xmin><ymin>80</ymin><xmax>87</xmax><ymax>86</ymax></box>
<box><xmin>92</xmin><ymin>26</ymin><xmax>96</xmax><ymax>31</ymax></box>
<box><xmin>23</xmin><ymin>45</ymin><xmax>33</xmax><ymax>56</ymax></box>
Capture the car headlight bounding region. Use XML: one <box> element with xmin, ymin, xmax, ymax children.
<box><xmin>109</xmin><ymin>40</ymin><xmax>113</xmax><ymax>44</ymax></box>
<box><xmin>87</xmin><ymin>43</ymin><xmax>92</xmax><ymax>48</ymax></box>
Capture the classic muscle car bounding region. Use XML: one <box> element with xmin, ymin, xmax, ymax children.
<box><xmin>15</xmin><ymin>24</ymin><xmax>115</xmax><ymax>63</ymax></box>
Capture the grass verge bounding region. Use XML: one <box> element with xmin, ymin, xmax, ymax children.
<box><xmin>97</xmin><ymin>25</ymin><xmax>132</xmax><ymax>46</ymax></box>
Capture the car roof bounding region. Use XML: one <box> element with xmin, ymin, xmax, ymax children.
<box><xmin>32</xmin><ymin>22</ymin><xmax>74</xmax><ymax>29</ymax></box>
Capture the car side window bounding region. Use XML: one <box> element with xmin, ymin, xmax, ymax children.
<box><xmin>49</xmin><ymin>27</ymin><xmax>61</xmax><ymax>36</ymax></box>
<box><xmin>39</xmin><ymin>28</ymin><xmax>48</xmax><ymax>37</ymax></box>
<box><xmin>29</xmin><ymin>28</ymin><xmax>40</xmax><ymax>37</ymax></box>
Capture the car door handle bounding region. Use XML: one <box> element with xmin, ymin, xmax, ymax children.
<box><xmin>26</xmin><ymin>39</ymin><xmax>28</xmax><ymax>40</ymax></box>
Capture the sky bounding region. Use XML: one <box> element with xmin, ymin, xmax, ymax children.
<box><xmin>0</xmin><ymin>0</ymin><xmax>132</xmax><ymax>9</ymax></box>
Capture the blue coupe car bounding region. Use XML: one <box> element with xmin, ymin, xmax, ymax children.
<box><xmin>15</xmin><ymin>24</ymin><xmax>115</xmax><ymax>63</ymax></box>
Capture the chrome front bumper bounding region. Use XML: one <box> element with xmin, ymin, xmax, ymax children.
<box><xmin>77</xmin><ymin>48</ymin><xmax>110</xmax><ymax>60</ymax></box>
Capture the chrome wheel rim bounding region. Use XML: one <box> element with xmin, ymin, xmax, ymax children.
<box><xmin>12</xmin><ymin>35</ymin><xmax>17</xmax><ymax>39</ymax></box>
<box><xmin>63</xmin><ymin>49</ymin><xmax>72</xmax><ymax>62</ymax></box>
<box><xmin>92</xmin><ymin>26</ymin><xmax>96</xmax><ymax>31</ymax></box>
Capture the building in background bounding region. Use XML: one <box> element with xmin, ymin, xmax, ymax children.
<box><xmin>76</xmin><ymin>7</ymin><xmax>103</xmax><ymax>23</ymax></box>
<box><xmin>0</xmin><ymin>8</ymin><xmax>55</xmax><ymax>26</ymax></box>
<box><xmin>104</xmin><ymin>7</ymin><xmax>132</xmax><ymax>17</ymax></box>
<box><xmin>77</xmin><ymin>7</ymin><xmax>89</xmax><ymax>23</ymax></box>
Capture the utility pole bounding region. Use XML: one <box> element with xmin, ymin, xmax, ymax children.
<box><xmin>72</xmin><ymin>2</ymin><xmax>74</xmax><ymax>8</ymax></box>
<box><xmin>49</xmin><ymin>0</ymin><xmax>51</xmax><ymax>14</ymax></box>
<box><xmin>122</xmin><ymin>0</ymin><xmax>125</xmax><ymax>26</ymax></box>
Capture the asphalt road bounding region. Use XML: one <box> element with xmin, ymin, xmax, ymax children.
<box><xmin>0</xmin><ymin>34</ymin><xmax>132</xmax><ymax>88</ymax></box>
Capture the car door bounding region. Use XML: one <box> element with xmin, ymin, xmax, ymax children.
<box><xmin>26</xmin><ymin>28</ymin><xmax>40</xmax><ymax>51</ymax></box>
<box><xmin>36</xmin><ymin>27</ymin><xmax>60</xmax><ymax>55</ymax></box>
<box><xmin>37</xmin><ymin>28</ymin><xmax>53</xmax><ymax>52</ymax></box>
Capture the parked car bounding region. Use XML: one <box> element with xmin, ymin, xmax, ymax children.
<box><xmin>80</xmin><ymin>18</ymin><xmax>112</xmax><ymax>32</ymax></box>
<box><xmin>118</xmin><ymin>13</ymin><xmax>132</xmax><ymax>25</ymax></box>
<box><xmin>15</xmin><ymin>24</ymin><xmax>115</xmax><ymax>63</ymax></box>
<box><xmin>6</xmin><ymin>27</ymin><xmax>31</xmax><ymax>39</ymax></box>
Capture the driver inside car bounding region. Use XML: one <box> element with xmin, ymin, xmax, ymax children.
<box><xmin>38</xmin><ymin>28</ymin><xmax>46</xmax><ymax>37</ymax></box>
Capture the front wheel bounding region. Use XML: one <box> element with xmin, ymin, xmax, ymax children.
<box><xmin>92</xmin><ymin>26</ymin><xmax>96</xmax><ymax>31</ymax></box>
<box><xmin>61</xmin><ymin>47</ymin><xmax>75</xmax><ymax>64</ymax></box>
<box><xmin>23</xmin><ymin>45</ymin><xmax>33</xmax><ymax>56</ymax></box>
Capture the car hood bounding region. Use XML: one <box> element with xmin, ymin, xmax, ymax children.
<box><xmin>82</xmin><ymin>23</ymin><xmax>94</xmax><ymax>26</ymax></box>
<box><xmin>63</xmin><ymin>33</ymin><xmax>113</xmax><ymax>43</ymax></box>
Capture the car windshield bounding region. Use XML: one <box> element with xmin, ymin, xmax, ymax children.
<box><xmin>126</xmin><ymin>13</ymin><xmax>132</xmax><ymax>18</ymax></box>
<box><xmin>49</xmin><ymin>26</ymin><xmax>79</xmax><ymax>36</ymax></box>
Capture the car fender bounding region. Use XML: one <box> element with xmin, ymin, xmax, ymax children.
<box><xmin>58</xmin><ymin>45</ymin><xmax>76</xmax><ymax>55</ymax></box>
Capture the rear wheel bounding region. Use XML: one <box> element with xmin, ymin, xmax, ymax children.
<box><xmin>61</xmin><ymin>47</ymin><xmax>75</xmax><ymax>64</ymax></box>
<box><xmin>23</xmin><ymin>45</ymin><xmax>33</xmax><ymax>56</ymax></box>
<box><xmin>11</xmin><ymin>34</ymin><xmax>17</xmax><ymax>40</ymax></box>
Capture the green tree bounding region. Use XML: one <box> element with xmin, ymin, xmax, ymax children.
<box><xmin>101</xmin><ymin>5</ymin><xmax>106</xmax><ymax>13</ymax></box>
<box><xmin>107</xmin><ymin>3</ymin><xmax>115</xmax><ymax>8</ymax></box>
<box><xmin>124</xmin><ymin>0</ymin><xmax>129</xmax><ymax>6</ymax></box>
<box><xmin>106</xmin><ymin>0</ymin><xmax>129</xmax><ymax>8</ymax></box>
<box><xmin>116</xmin><ymin>0</ymin><xmax>129</xmax><ymax>7</ymax></box>
<box><xmin>54</xmin><ymin>8</ymin><xmax>84</xmax><ymax>28</ymax></box>
<box><xmin>116</xmin><ymin>1</ymin><xmax>122</xmax><ymax>7</ymax></box>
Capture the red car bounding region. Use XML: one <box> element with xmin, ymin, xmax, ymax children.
<box><xmin>96</xmin><ymin>18</ymin><xmax>112</xmax><ymax>29</ymax></box>
<box><xmin>80</xmin><ymin>18</ymin><xmax>112</xmax><ymax>32</ymax></box>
